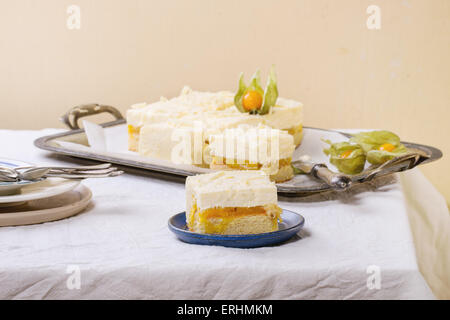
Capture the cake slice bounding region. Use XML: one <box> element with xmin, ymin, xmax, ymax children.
<box><xmin>185</xmin><ymin>171</ymin><xmax>282</xmax><ymax>235</ymax></box>
<box><xmin>207</xmin><ymin>125</ymin><xmax>295</xmax><ymax>182</ymax></box>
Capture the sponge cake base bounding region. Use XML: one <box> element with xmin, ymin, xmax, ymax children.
<box><xmin>188</xmin><ymin>204</ymin><xmax>282</xmax><ymax>235</ymax></box>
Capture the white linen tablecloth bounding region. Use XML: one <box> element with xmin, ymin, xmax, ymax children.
<box><xmin>0</xmin><ymin>129</ymin><xmax>448</xmax><ymax>299</ymax></box>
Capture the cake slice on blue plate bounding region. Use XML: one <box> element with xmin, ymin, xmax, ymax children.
<box><xmin>185</xmin><ymin>171</ymin><xmax>282</xmax><ymax>235</ymax></box>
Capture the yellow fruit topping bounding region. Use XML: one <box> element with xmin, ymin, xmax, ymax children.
<box><xmin>242</xmin><ymin>90</ymin><xmax>263</xmax><ymax>111</ymax></box>
<box><xmin>193</xmin><ymin>205</ymin><xmax>282</xmax><ymax>234</ymax></box>
<box><xmin>211</xmin><ymin>157</ymin><xmax>291</xmax><ymax>170</ymax></box>
<box><xmin>379</xmin><ymin>143</ymin><xmax>396</xmax><ymax>152</ymax></box>
<box><xmin>340</xmin><ymin>150</ymin><xmax>353</xmax><ymax>158</ymax></box>
<box><xmin>127</xmin><ymin>124</ymin><xmax>140</xmax><ymax>136</ymax></box>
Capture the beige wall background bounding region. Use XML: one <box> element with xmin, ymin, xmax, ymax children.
<box><xmin>0</xmin><ymin>0</ymin><xmax>449</xmax><ymax>202</ymax></box>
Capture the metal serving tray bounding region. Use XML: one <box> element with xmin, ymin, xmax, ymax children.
<box><xmin>34</xmin><ymin>104</ymin><xmax>443</xmax><ymax>196</ymax></box>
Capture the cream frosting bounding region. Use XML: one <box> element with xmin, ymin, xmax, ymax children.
<box><xmin>126</xmin><ymin>86</ymin><xmax>303</xmax><ymax>130</ymax></box>
<box><xmin>186</xmin><ymin>171</ymin><xmax>278</xmax><ymax>211</ymax></box>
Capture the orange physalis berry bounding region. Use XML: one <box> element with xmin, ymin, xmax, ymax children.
<box><xmin>242</xmin><ymin>90</ymin><xmax>263</xmax><ymax>111</ymax></box>
<box><xmin>379</xmin><ymin>143</ymin><xmax>396</xmax><ymax>152</ymax></box>
<box><xmin>340</xmin><ymin>150</ymin><xmax>353</xmax><ymax>158</ymax></box>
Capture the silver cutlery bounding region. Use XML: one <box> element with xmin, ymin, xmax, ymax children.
<box><xmin>0</xmin><ymin>163</ymin><xmax>123</xmax><ymax>182</ymax></box>
<box><xmin>48</xmin><ymin>167</ymin><xmax>118</xmax><ymax>175</ymax></box>
<box><xmin>17</xmin><ymin>168</ymin><xmax>51</xmax><ymax>181</ymax></box>
<box><xmin>0</xmin><ymin>167</ymin><xmax>19</xmax><ymax>182</ymax></box>
<box><xmin>14</xmin><ymin>163</ymin><xmax>112</xmax><ymax>172</ymax></box>
<box><xmin>292</xmin><ymin>160</ymin><xmax>352</xmax><ymax>190</ymax></box>
<box><xmin>352</xmin><ymin>151</ymin><xmax>428</xmax><ymax>182</ymax></box>
<box><xmin>0</xmin><ymin>174</ymin><xmax>18</xmax><ymax>182</ymax></box>
<box><xmin>44</xmin><ymin>171</ymin><xmax>124</xmax><ymax>179</ymax></box>
<box><xmin>292</xmin><ymin>150</ymin><xmax>429</xmax><ymax>190</ymax></box>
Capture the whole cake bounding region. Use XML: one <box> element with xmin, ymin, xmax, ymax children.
<box><xmin>126</xmin><ymin>68</ymin><xmax>304</xmax><ymax>176</ymax></box>
<box><xmin>185</xmin><ymin>171</ymin><xmax>283</xmax><ymax>235</ymax></box>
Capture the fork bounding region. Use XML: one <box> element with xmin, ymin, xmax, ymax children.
<box><xmin>0</xmin><ymin>167</ymin><xmax>19</xmax><ymax>182</ymax></box>
<box><xmin>0</xmin><ymin>163</ymin><xmax>123</xmax><ymax>182</ymax></box>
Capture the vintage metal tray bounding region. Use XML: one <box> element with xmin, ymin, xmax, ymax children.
<box><xmin>34</xmin><ymin>104</ymin><xmax>443</xmax><ymax>196</ymax></box>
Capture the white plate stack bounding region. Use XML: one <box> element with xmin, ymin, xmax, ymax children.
<box><xmin>0</xmin><ymin>158</ymin><xmax>92</xmax><ymax>227</ymax></box>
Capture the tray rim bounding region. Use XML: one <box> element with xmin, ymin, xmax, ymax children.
<box><xmin>34</xmin><ymin>120</ymin><xmax>443</xmax><ymax>195</ymax></box>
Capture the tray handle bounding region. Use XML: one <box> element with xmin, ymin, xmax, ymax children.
<box><xmin>61</xmin><ymin>104</ymin><xmax>124</xmax><ymax>130</ymax></box>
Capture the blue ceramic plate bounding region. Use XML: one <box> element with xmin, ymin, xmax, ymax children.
<box><xmin>168</xmin><ymin>209</ymin><xmax>305</xmax><ymax>248</ymax></box>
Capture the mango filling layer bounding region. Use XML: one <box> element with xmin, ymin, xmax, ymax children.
<box><xmin>286</xmin><ymin>124</ymin><xmax>302</xmax><ymax>136</ymax></box>
<box><xmin>211</xmin><ymin>157</ymin><xmax>292</xmax><ymax>170</ymax></box>
<box><xmin>188</xmin><ymin>203</ymin><xmax>282</xmax><ymax>234</ymax></box>
<box><xmin>128</xmin><ymin>125</ymin><xmax>140</xmax><ymax>139</ymax></box>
